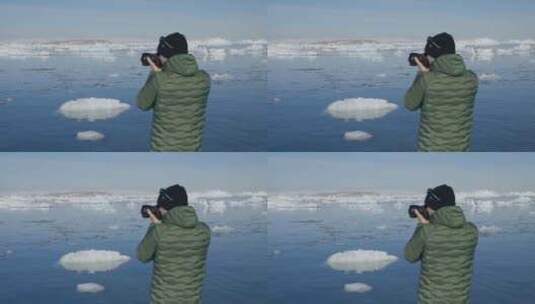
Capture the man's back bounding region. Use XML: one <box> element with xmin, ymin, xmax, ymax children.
<box><xmin>138</xmin><ymin>206</ymin><xmax>211</xmax><ymax>304</ymax></box>
<box><xmin>405</xmin><ymin>206</ymin><xmax>478</xmax><ymax>304</ymax></box>
<box><xmin>137</xmin><ymin>54</ymin><xmax>211</xmax><ymax>152</ymax></box>
<box><xmin>405</xmin><ymin>54</ymin><xmax>479</xmax><ymax>151</ymax></box>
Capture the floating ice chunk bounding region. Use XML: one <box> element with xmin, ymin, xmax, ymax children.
<box><xmin>211</xmin><ymin>73</ymin><xmax>234</xmax><ymax>81</ymax></box>
<box><xmin>479</xmin><ymin>73</ymin><xmax>501</xmax><ymax>81</ymax></box>
<box><xmin>212</xmin><ymin>225</ymin><xmax>234</xmax><ymax>234</ymax></box>
<box><xmin>76</xmin><ymin>131</ymin><xmax>105</xmax><ymax>141</ymax></box>
<box><xmin>344</xmin><ymin>131</ymin><xmax>373</xmax><ymax>142</ymax></box>
<box><xmin>59</xmin><ymin>250</ymin><xmax>130</xmax><ymax>273</ymax></box>
<box><xmin>479</xmin><ymin>225</ymin><xmax>502</xmax><ymax>236</ymax></box>
<box><xmin>77</xmin><ymin>283</ymin><xmax>105</xmax><ymax>293</ymax></box>
<box><xmin>59</xmin><ymin>98</ymin><xmax>130</xmax><ymax>121</ymax></box>
<box><xmin>344</xmin><ymin>282</ymin><xmax>372</xmax><ymax>293</ymax></box>
<box><xmin>327</xmin><ymin>98</ymin><xmax>398</xmax><ymax>121</ymax></box>
<box><xmin>327</xmin><ymin>250</ymin><xmax>398</xmax><ymax>273</ymax></box>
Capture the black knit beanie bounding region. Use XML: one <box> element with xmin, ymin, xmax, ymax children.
<box><xmin>425</xmin><ymin>32</ymin><xmax>456</xmax><ymax>58</ymax></box>
<box><xmin>157</xmin><ymin>33</ymin><xmax>188</xmax><ymax>58</ymax></box>
<box><xmin>425</xmin><ymin>184</ymin><xmax>456</xmax><ymax>211</ymax></box>
<box><xmin>157</xmin><ymin>184</ymin><xmax>188</xmax><ymax>211</ymax></box>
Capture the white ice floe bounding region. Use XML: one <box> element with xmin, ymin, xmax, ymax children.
<box><xmin>211</xmin><ymin>73</ymin><xmax>234</xmax><ymax>81</ymax></box>
<box><xmin>344</xmin><ymin>282</ymin><xmax>372</xmax><ymax>293</ymax></box>
<box><xmin>212</xmin><ymin>225</ymin><xmax>235</xmax><ymax>234</ymax></box>
<box><xmin>76</xmin><ymin>131</ymin><xmax>105</xmax><ymax>141</ymax></box>
<box><xmin>59</xmin><ymin>250</ymin><xmax>130</xmax><ymax>273</ymax></box>
<box><xmin>479</xmin><ymin>73</ymin><xmax>501</xmax><ymax>81</ymax></box>
<box><xmin>479</xmin><ymin>225</ymin><xmax>502</xmax><ymax>236</ymax></box>
<box><xmin>344</xmin><ymin>131</ymin><xmax>373</xmax><ymax>142</ymax></box>
<box><xmin>327</xmin><ymin>250</ymin><xmax>398</xmax><ymax>273</ymax></box>
<box><xmin>326</xmin><ymin>98</ymin><xmax>398</xmax><ymax>121</ymax></box>
<box><xmin>59</xmin><ymin>98</ymin><xmax>130</xmax><ymax>121</ymax></box>
<box><xmin>77</xmin><ymin>283</ymin><xmax>105</xmax><ymax>293</ymax></box>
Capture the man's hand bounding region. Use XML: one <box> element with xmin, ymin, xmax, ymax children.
<box><xmin>147</xmin><ymin>209</ymin><xmax>162</xmax><ymax>224</ymax></box>
<box><xmin>414</xmin><ymin>57</ymin><xmax>430</xmax><ymax>73</ymax></box>
<box><xmin>147</xmin><ymin>57</ymin><xmax>162</xmax><ymax>72</ymax></box>
<box><xmin>414</xmin><ymin>209</ymin><xmax>430</xmax><ymax>225</ymax></box>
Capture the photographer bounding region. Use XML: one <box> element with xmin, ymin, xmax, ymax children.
<box><xmin>405</xmin><ymin>185</ymin><xmax>478</xmax><ymax>304</ymax></box>
<box><xmin>137</xmin><ymin>33</ymin><xmax>211</xmax><ymax>152</ymax></box>
<box><xmin>137</xmin><ymin>184</ymin><xmax>211</xmax><ymax>304</ymax></box>
<box><xmin>404</xmin><ymin>33</ymin><xmax>479</xmax><ymax>152</ymax></box>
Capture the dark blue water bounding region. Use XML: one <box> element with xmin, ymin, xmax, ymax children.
<box><xmin>0</xmin><ymin>205</ymin><xmax>267</xmax><ymax>304</ymax></box>
<box><xmin>268</xmin><ymin>51</ymin><xmax>535</xmax><ymax>151</ymax></box>
<box><xmin>268</xmin><ymin>203</ymin><xmax>535</xmax><ymax>303</ymax></box>
<box><xmin>0</xmin><ymin>51</ymin><xmax>267</xmax><ymax>151</ymax></box>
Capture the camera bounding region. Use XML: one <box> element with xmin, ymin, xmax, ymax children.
<box><xmin>141</xmin><ymin>53</ymin><xmax>163</xmax><ymax>68</ymax></box>
<box><xmin>408</xmin><ymin>205</ymin><xmax>429</xmax><ymax>219</ymax></box>
<box><xmin>141</xmin><ymin>205</ymin><xmax>162</xmax><ymax>219</ymax></box>
<box><xmin>408</xmin><ymin>53</ymin><xmax>430</xmax><ymax>68</ymax></box>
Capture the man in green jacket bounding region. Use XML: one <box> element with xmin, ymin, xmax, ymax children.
<box><xmin>138</xmin><ymin>185</ymin><xmax>211</xmax><ymax>304</ymax></box>
<box><xmin>405</xmin><ymin>185</ymin><xmax>479</xmax><ymax>304</ymax></box>
<box><xmin>137</xmin><ymin>33</ymin><xmax>211</xmax><ymax>152</ymax></box>
<box><xmin>405</xmin><ymin>33</ymin><xmax>479</xmax><ymax>152</ymax></box>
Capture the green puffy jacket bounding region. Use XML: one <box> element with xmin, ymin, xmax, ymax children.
<box><xmin>404</xmin><ymin>54</ymin><xmax>479</xmax><ymax>152</ymax></box>
<box><xmin>137</xmin><ymin>206</ymin><xmax>211</xmax><ymax>304</ymax></box>
<box><xmin>405</xmin><ymin>206</ymin><xmax>479</xmax><ymax>304</ymax></box>
<box><xmin>137</xmin><ymin>54</ymin><xmax>211</xmax><ymax>152</ymax></box>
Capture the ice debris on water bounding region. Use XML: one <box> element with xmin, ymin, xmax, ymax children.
<box><xmin>77</xmin><ymin>283</ymin><xmax>105</xmax><ymax>293</ymax></box>
<box><xmin>327</xmin><ymin>98</ymin><xmax>398</xmax><ymax>121</ymax></box>
<box><xmin>344</xmin><ymin>131</ymin><xmax>373</xmax><ymax>142</ymax></box>
<box><xmin>344</xmin><ymin>282</ymin><xmax>372</xmax><ymax>293</ymax></box>
<box><xmin>212</xmin><ymin>225</ymin><xmax>235</xmax><ymax>234</ymax></box>
<box><xmin>211</xmin><ymin>73</ymin><xmax>234</xmax><ymax>81</ymax></box>
<box><xmin>59</xmin><ymin>98</ymin><xmax>130</xmax><ymax>121</ymax></box>
<box><xmin>59</xmin><ymin>250</ymin><xmax>130</xmax><ymax>273</ymax></box>
<box><xmin>76</xmin><ymin>131</ymin><xmax>105</xmax><ymax>141</ymax></box>
<box><xmin>327</xmin><ymin>250</ymin><xmax>398</xmax><ymax>273</ymax></box>
<box><xmin>479</xmin><ymin>225</ymin><xmax>502</xmax><ymax>236</ymax></box>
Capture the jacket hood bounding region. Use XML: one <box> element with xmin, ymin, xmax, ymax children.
<box><xmin>164</xmin><ymin>54</ymin><xmax>199</xmax><ymax>76</ymax></box>
<box><xmin>431</xmin><ymin>54</ymin><xmax>467</xmax><ymax>77</ymax></box>
<box><xmin>430</xmin><ymin>206</ymin><xmax>466</xmax><ymax>228</ymax></box>
<box><xmin>162</xmin><ymin>206</ymin><xmax>199</xmax><ymax>228</ymax></box>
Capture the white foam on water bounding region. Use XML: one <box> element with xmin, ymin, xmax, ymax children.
<box><xmin>344</xmin><ymin>282</ymin><xmax>372</xmax><ymax>293</ymax></box>
<box><xmin>76</xmin><ymin>131</ymin><xmax>105</xmax><ymax>141</ymax></box>
<box><xmin>273</xmin><ymin>249</ymin><xmax>281</xmax><ymax>255</ymax></box>
<box><xmin>326</xmin><ymin>98</ymin><xmax>398</xmax><ymax>121</ymax></box>
<box><xmin>326</xmin><ymin>250</ymin><xmax>398</xmax><ymax>273</ymax></box>
<box><xmin>108</xmin><ymin>73</ymin><xmax>120</xmax><ymax>78</ymax></box>
<box><xmin>59</xmin><ymin>250</ymin><xmax>130</xmax><ymax>273</ymax></box>
<box><xmin>77</xmin><ymin>283</ymin><xmax>105</xmax><ymax>293</ymax></box>
<box><xmin>376</xmin><ymin>225</ymin><xmax>387</xmax><ymax>230</ymax></box>
<box><xmin>479</xmin><ymin>225</ymin><xmax>502</xmax><ymax>236</ymax></box>
<box><xmin>212</xmin><ymin>225</ymin><xmax>235</xmax><ymax>234</ymax></box>
<box><xmin>344</xmin><ymin>131</ymin><xmax>373</xmax><ymax>142</ymax></box>
<box><xmin>59</xmin><ymin>98</ymin><xmax>130</xmax><ymax>121</ymax></box>
<box><xmin>479</xmin><ymin>73</ymin><xmax>501</xmax><ymax>81</ymax></box>
<box><xmin>109</xmin><ymin>225</ymin><xmax>120</xmax><ymax>230</ymax></box>
<box><xmin>211</xmin><ymin>73</ymin><xmax>234</xmax><ymax>81</ymax></box>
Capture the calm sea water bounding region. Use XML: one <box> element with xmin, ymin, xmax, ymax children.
<box><xmin>0</xmin><ymin>42</ymin><xmax>267</xmax><ymax>151</ymax></box>
<box><xmin>0</xmin><ymin>204</ymin><xmax>267</xmax><ymax>304</ymax></box>
<box><xmin>268</xmin><ymin>201</ymin><xmax>535</xmax><ymax>303</ymax></box>
<box><xmin>268</xmin><ymin>42</ymin><xmax>535</xmax><ymax>151</ymax></box>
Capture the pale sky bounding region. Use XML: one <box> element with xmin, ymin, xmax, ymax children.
<box><xmin>1</xmin><ymin>153</ymin><xmax>534</xmax><ymax>194</ymax></box>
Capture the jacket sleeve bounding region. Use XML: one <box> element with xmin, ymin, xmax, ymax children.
<box><xmin>137</xmin><ymin>72</ymin><xmax>160</xmax><ymax>111</ymax></box>
<box><xmin>404</xmin><ymin>224</ymin><xmax>428</xmax><ymax>263</ymax></box>
<box><xmin>137</xmin><ymin>224</ymin><xmax>160</xmax><ymax>263</ymax></box>
<box><xmin>404</xmin><ymin>73</ymin><xmax>427</xmax><ymax>111</ymax></box>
